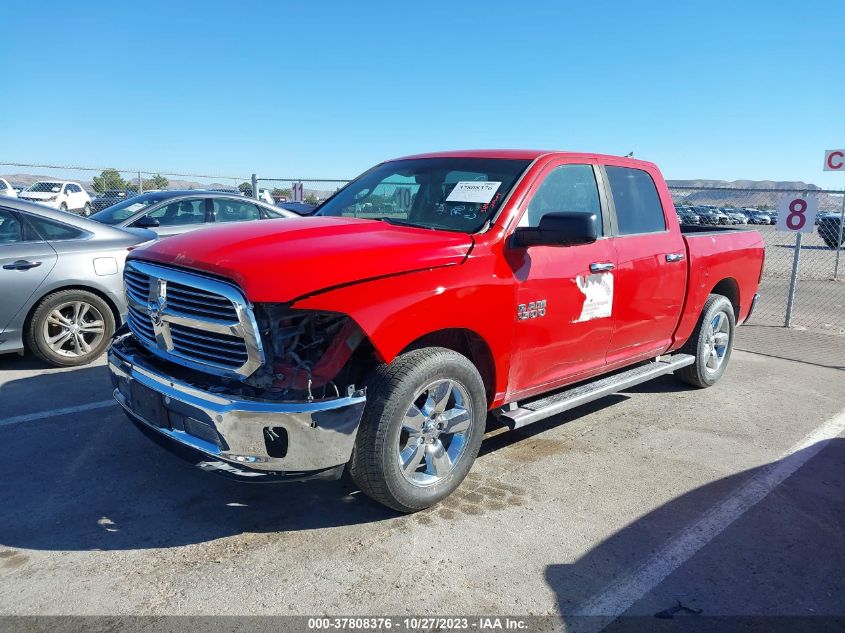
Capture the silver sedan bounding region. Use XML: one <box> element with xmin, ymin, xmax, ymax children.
<box><xmin>89</xmin><ymin>190</ymin><xmax>297</xmax><ymax>237</ymax></box>
<box><xmin>0</xmin><ymin>197</ymin><xmax>156</xmax><ymax>367</ymax></box>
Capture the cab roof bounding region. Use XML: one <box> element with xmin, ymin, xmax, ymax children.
<box><xmin>390</xmin><ymin>149</ymin><xmax>657</xmax><ymax>170</ymax></box>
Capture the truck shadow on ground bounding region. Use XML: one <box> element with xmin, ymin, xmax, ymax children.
<box><xmin>0</xmin><ymin>364</ymin><xmax>641</xmax><ymax>552</ymax></box>
<box><xmin>544</xmin><ymin>438</ymin><xmax>845</xmax><ymax>628</ymax></box>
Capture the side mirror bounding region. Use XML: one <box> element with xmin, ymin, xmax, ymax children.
<box><xmin>133</xmin><ymin>216</ymin><xmax>160</xmax><ymax>228</ymax></box>
<box><xmin>513</xmin><ymin>211</ymin><xmax>598</xmax><ymax>247</ymax></box>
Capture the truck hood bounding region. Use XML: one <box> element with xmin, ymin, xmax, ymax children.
<box><xmin>130</xmin><ymin>216</ymin><xmax>474</xmax><ymax>302</ymax></box>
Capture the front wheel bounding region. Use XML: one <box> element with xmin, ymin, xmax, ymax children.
<box><xmin>82</xmin><ymin>202</ymin><xmax>92</xmax><ymax>216</ymax></box>
<box><xmin>676</xmin><ymin>294</ymin><xmax>736</xmax><ymax>388</ymax></box>
<box><xmin>59</xmin><ymin>202</ymin><xmax>68</xmax><ymax>212</ymax></box>
<box><xmin>350</xmin><ymin>348</ymin><xmax>487</xmax><ymax>512</ymax></box>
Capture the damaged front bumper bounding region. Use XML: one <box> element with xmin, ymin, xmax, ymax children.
<box><xmin>108</xmin><ymin>333</ymin><xmax>366</xmax><ymax>482</ymax></box>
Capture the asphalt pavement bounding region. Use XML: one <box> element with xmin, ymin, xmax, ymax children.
<box><xmin>0</xmin><ymin>329</ymin><xmax>843</xmax><ymax>627</ymax></box>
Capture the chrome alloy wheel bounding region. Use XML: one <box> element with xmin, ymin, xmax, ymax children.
<box><xmin>42</xmin><ymin>300</ymin><xmax>106</xmax><ymax>358</ymax></box>
<box><xmin>704</xmin><ymin>310</ymin><xmax>730</xmax><ymax>372</ymax></box>
<box><xmin>398</xmin><ymin>379</ymin><xmax>474</xmax><ymax>487</ymax></box>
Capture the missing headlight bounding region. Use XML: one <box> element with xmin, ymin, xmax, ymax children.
<box><xmin>249</xmin><ymin>305</ymin><xmax>366</xmax><ymax>401</ymax></box>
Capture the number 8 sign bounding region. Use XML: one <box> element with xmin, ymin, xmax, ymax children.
<box><xmin>776</xmin><ymin>195</ymin><xmax>818</xmax><ymax>233</ymax></box>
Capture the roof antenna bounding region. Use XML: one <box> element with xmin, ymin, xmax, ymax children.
<box><xmin>624</xmin><ymin>151</ymin><xmax>634</xmax><ymax>158</ymax></box>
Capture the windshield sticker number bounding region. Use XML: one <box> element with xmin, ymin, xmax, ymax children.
<box><xmin>446</xmin><ymin>181</ymin><xmax>502</xmax><ymax>204</ymax></box>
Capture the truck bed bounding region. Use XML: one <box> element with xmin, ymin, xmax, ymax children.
<box><xmin>669</xmin><ymin>226</ymin><xmax>765</xmax><ymax>351</ymax></box>
<box><xmin>679</xmin><ymin>223</ymin><xmax>754</xmax><ymax>235</ymax></box>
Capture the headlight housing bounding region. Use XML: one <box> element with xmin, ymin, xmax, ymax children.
<box><xmin>249</xmin><ymin>305</ymin><xmax>367</xmax><ymax>400</ymax></box>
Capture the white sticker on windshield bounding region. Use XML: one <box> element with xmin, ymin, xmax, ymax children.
<box><xmin>573</xmin><ymin>272</ymin><xmax>614</xmax><ymax>322</ymax></box>
<box><xmin>125</xmin><ymin>203</ymin><xmax>147</xmax><ymax>212</ymax></box>
<box><xmin>446</xmin><ymin>181</ymin><xmax>502</xmax><ymax>204</ymax></box>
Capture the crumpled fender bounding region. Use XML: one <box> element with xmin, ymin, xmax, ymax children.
<box><xmin>292</xmin><ymin>248</ymin><xmax>516</xmax><ymax>407</ymax></box>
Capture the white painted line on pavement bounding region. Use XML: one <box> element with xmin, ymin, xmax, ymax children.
<box><xmin>0</xmin><ymin>399</ymin><xmax>117</xmax><ymax>428</ymax></box>
<box><xmin>574</xmin><ymin>406</ymin><xmax>845</xmax><ymax>624</ymax></box>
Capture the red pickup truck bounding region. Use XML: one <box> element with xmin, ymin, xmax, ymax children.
<box><xmin>108</xmin><ymin>150</ymin><xmax>764</xmax><ymax>511</ymax></box>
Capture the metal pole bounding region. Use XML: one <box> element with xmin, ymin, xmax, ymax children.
<box><xmin>138</xmin><ymin>171</ymin><xmax>143</xmax><ymax>194</ymax></box>
<box><xmin>833</xmin><ymin>193</ymin><xmax>845</xmax><ymax>280</ymax></box>
<box><xmin>784</xmin><ymin>232</ymin><xmax>803</xmax><ymax>327</ymax></box>
<box><xmin>251</xmin><ymin>173</ymin><xmax>258</xmax><ymax>200</ymax></box>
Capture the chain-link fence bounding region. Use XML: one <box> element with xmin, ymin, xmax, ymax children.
<box><xmin>668</xmin><ymin>186</ymin><xmax>845</xmax><ymax>340</ymax></box>
<box><xmin>0</xmin><ymin>162</ymin><xmax>351</xmax><ymax>214</ymax></box>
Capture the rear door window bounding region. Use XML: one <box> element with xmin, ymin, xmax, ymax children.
<box><xmin>0</xmin><ymin>209</ymin><xmax>23</xmax><ymax>244</ymax></box>
<box><xmin>24</xmin><ymin>214</ymin><xmax>85</xmax><ymax>240</ymax></box>
<box><xmin>605</xmin><ymin>167</ymin><xmax>666</xmax><ymax>235</ymax></box>
<box><xmin>213</xmin><ymin>199</ymin><xmax>261</xmax><ymax>223</ymax></box>
<box><xmin>148</xmin><ymin>199</ymin><xmax>206</xmax><ymax>226</ymax></box>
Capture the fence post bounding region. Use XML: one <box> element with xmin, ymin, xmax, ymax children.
<box><xmin>138</xmin><ymin>171</ymin><xmax>143</xmax><ymax>194</ymax></box>
<box><xmin>833</xmin><ymin>193</ymin><xmax>845</xmax><ymax>280</ymax></box>
<box><xmin>784</xmin><ymin>232</ymin><xmax>803</xmax><ymax>327</ymax></box>
<box><xmin>251</xmin><ymin>173</ymin><xmax>258</xmax><ymax>200</ymax></box>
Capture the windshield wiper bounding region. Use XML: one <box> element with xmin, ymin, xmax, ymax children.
<box><xmin>378</xmin><ymin>217</ymin><xmax>432</xmax><ymax>229</ymax></box>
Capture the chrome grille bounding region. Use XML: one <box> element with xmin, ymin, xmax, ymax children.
<box><xmin>165</xmin><ymin>282</ymin><xmax>239</xmax><ymax>321</ymax></box>
<box><xmin>122</xmin><ymin>260</ymin><xmax>263</xmax><ymax>378</ymax></box>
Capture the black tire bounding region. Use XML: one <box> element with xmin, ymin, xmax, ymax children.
<box><xmin>349</xmin><ymin>347</ymin><xmax>487</xmax><ymax>512</ymax></box>
<box><xmin>59</xmin><ymin>202</ymin><xmax>68</xmax><ymax>212</ymax></box>
<box><xmin>83</xmin><ymin>202</ymin><xmax>92</xmax><ymax>217</ymax></box>
<box><xmin>676</xmin><ymin>294</ymin><xmax>736</xmax><ymax>388</ymax></box>
<box><xmin>26</xmin><ymin>289</ymin><xmax>115</xmax><ymax>367</ymax></box>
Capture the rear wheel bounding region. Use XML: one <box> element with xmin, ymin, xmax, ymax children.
<box><xmin>59</xmin><ymin>202</ymin><xmax>68</xmax><ymax>212</ymax></box>
<box><xmin>676</xmin><ymin>294</ymin><xmax>735</xmax><ymax>388</ymax></box>
<box><xmin>350</xmin><ymin>348</ymin><xmax>487</xmax><ymax>512</ymax></box>
<box><xmin>26</xmin><ymin>289</ymin><xmax>115</xmax><ymax>367</ymax></box>
<box><xmin>82</xmin><ymin>202</ymin><xmax>92</xmax><ymax>216</ymax></box>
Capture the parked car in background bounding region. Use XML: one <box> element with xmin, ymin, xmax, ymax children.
<box><xmin>694</xmin><ymin>207</ymin><xmax>730</xmax><ymax>225</ymax></box>
<box><xmin>675</xmin><ymin>207</ymin><xmax>700</xmax><ymax>225</ymax></box>
<box><xmin>12</xmin><ymin>185</ymin><xmax>26</xmax><ymax>195</ymax></box>
<box><xmin>723</xmin><ymin>209</ymin><xmax>748</xmax><ymax>225</ymax></box>
<box><xmin>0</xmin><ymin>178</ymin><xmax>18</xmax><ymax>198</ymax></box>
<box><xmin>92</xmin><ymin>189</ymin><xmax>135</xmax><ymax>213</ymax></box>
<box><xmin>744</xmin><ymin>209</ymin><xmax>772</xmax><ymax>225</ymax></box>
<box><xmin>278</xmin><ymin>201</ymin><xmax>317</xmax><ymax>215</ymax></box>
<box><xmin>90</xmin><ymin>190</ymin><xmax>298</xmax><ymax>237</ymax></box>
<box><xmin>257</xmin><ymin>189</ymin><xmax>275</xmax><ymax>205</ymax></box>
<box><xmin>0</xmin><ymin>197</ymin><xmax>155</xmax><ymax>367</ymax></box>
<box><xmin>18</xmin><ymin>181</ymin><xmax>92</xmax><ymax>215</ymax></box>
<box><xmin>208</xmin><ymin>186</ymin><xmax>243</xmax><ymax>196</ymax></box>
<box><xmin>818</xmin><ymin>213</ymin><xmax>844</xmax><ymax>249</ymax></box>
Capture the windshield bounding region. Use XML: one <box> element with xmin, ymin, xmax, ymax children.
<box><xmin>316</xmin><ymin>157</ymin><xmax>531</xmax><ymax>232</ymax></box>
<box><xmin>90</xmin><ymin>193</ymin><xmax>164</xmax><ymax>224</ymax></box>
<box><xmin>27</xmin><ymin>182</ymin><xmax>63</xmax><ymax>193</ymax></box>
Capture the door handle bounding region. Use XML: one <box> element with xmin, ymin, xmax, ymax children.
<box><xmin>3</xmin><ymin>260</ymin><xmax>42</xmax><ymax>271</ymax></box>
<box><xmin>665</xmin><ymin>253</ymin><xmax>685</xmax><ymax>263</ymax></box>
<box><xmin>589</xmin><ymin>262</ymin><xmax>615</xmax><ymax>273</ymax></box>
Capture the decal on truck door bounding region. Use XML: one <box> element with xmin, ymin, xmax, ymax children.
<box><xmin>573</xmin><ymin>273</ymin><xmax>614</xmax><ymax>322</ymax></box>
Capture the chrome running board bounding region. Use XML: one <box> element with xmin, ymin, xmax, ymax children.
<box><xmin>496</xmin><ymin>354</ymin><xmax>696</xmax><ymax>429</ymax></box>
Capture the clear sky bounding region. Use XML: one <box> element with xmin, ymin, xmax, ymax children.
<box><xmin>2</xmin><ymin>0</ymin><xmax>843</xmax><ymax>188</ymax></box>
